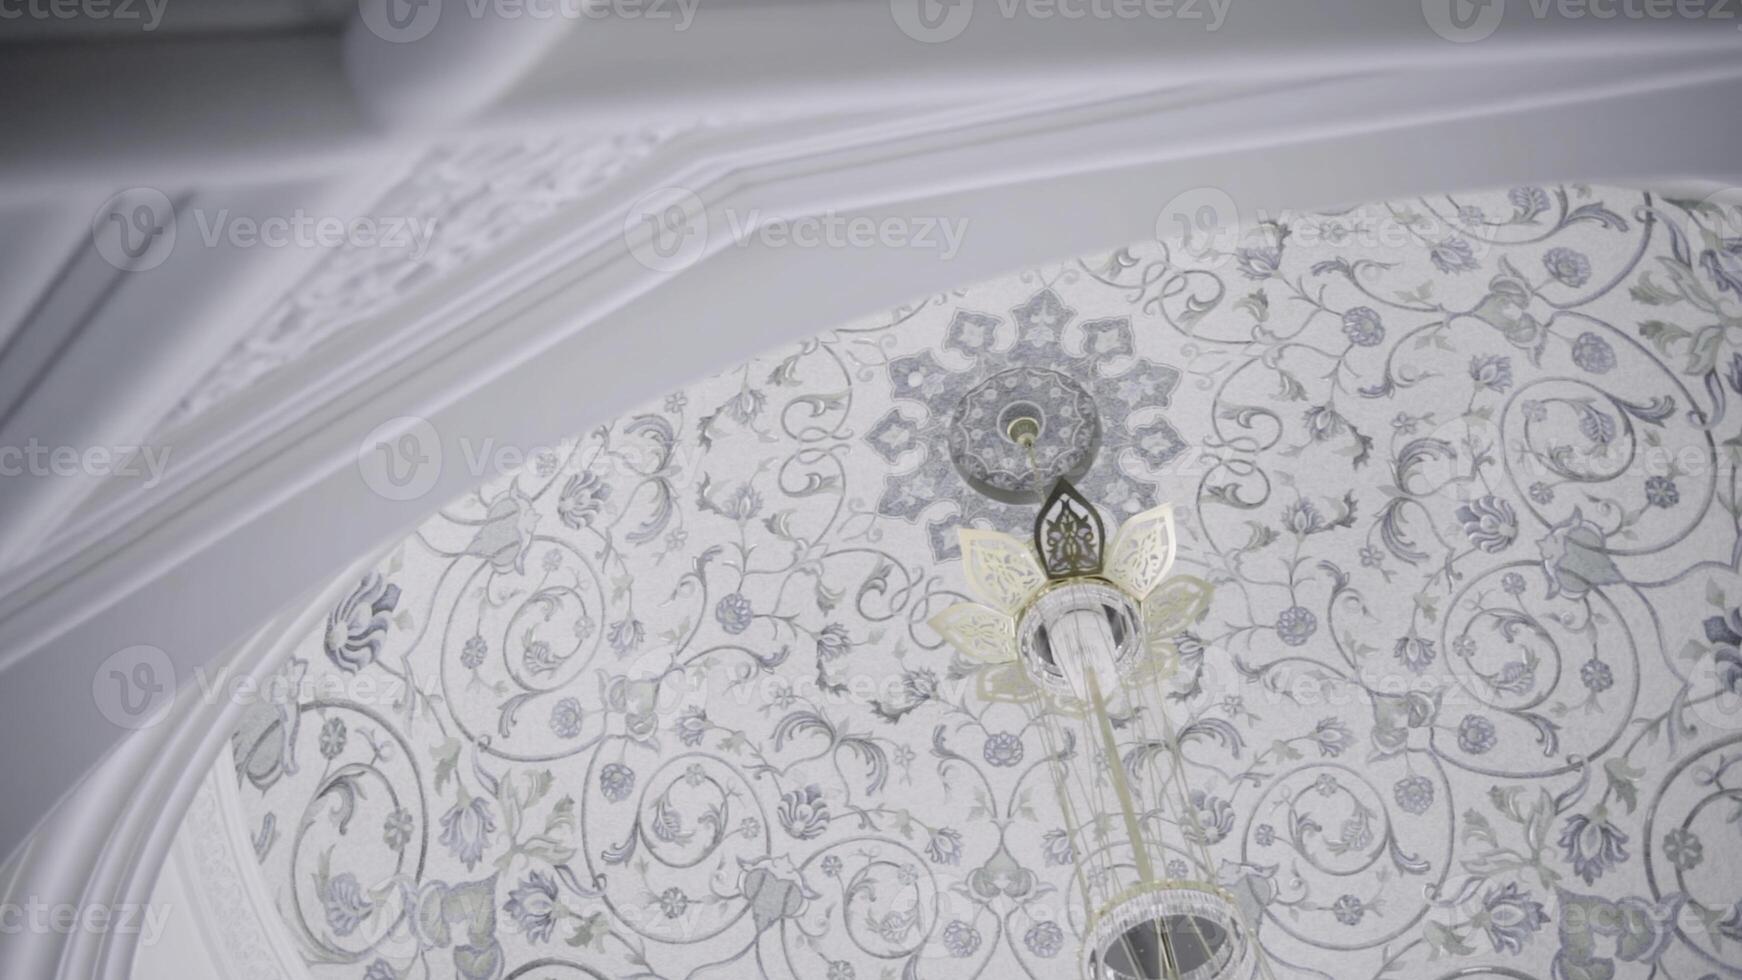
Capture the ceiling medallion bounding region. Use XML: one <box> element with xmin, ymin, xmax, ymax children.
<box><xmin>865</xmin><ymin>289</ymin><xmax>1187</xmax><ymax>561</ymax></box>
<box><xmin>931</xmin><ymin>477</ymin><xmax>1267</xmax><ymax>980</ymax></box>
<box><xmin>947</xmin><ymin>367</ymin><xmax>1101</xmax><ymax>503</ymax></box>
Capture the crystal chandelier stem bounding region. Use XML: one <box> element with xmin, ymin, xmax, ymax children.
<box><xmin>1031</xmin><ymin>699</ymin><xmax>1098</xmax><ymax>921</ymax></box>
<box><xmin>934</xmin><ymin>477</ymin><xmax>1257</xmax><ymax>979</ymax></box>
<box><xmin>1086</xmin><ymin>667</ymin><xmax>1154</xmax><ymax>884</ymax></box>
<box><xmin>1149</xmin><ymin>673</ymin><xmax>1279</xmax><ymax>980</ymax></box>
<box><xmin>1088</xmin><ymin>668</ymin><xmax>1188</xmax><ymax>980</ymax></box>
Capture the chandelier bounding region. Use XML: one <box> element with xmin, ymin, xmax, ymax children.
<box><xmin>931</xmin><ymin>413</ymin><xmax>1260</xmax><ymax>979</ymax></box>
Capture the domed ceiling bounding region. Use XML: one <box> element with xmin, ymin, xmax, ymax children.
<box><xmin>207</xmin><ymin>183</ymin><xmax>1742</xmax><ymax>980</ymax></box>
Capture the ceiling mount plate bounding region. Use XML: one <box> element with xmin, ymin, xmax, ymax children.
<box><xmin>947</xmin><ymin>367</ymin><xmax>1100</xmax><ymax>503</ymax></box>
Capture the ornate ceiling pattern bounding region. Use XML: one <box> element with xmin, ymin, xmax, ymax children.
<box><xmin>223</xmin><ymin>184</ymin><xmax>1742</xmax><ymax>980</ymax></box>
<box><xmin>158</xmin><ymin>124</ymin><xmax>700</xmax><ymax>432</ymax></box>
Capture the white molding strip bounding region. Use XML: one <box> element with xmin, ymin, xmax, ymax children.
<box><xmin>167</xmin><ymin>764</ymin><xmax>309</xmax><ymax>980</ymax></box>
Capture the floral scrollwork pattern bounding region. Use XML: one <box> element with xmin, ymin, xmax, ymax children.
<box><xmin>224</xmin><ymin>185</ymin><xmax>1742</xmax><ymax>980</ymax></box>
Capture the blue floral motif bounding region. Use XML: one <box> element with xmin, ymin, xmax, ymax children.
<box><xmin>460</xmin><ymin>635</ymin><xmax>487</xmax><ymax>669</ymax></box>
<box><xmin>1041</xmin><ymin>829</ymin><xmax>1075</xmax><ymax>866</ymax></box>
<box><xmin>550</xmin><ymin>698</ymin><xmax>583</xmax><ymax>739</ymax></box>
<box><xmin>1543</xmin><ymin>247</ymin><xmax>1592</xmax><ymax>287</ymax></box>
<box><xmin>557</xmin><ymin>471</ymin><xmax>610</xmax><ymax>529</ymax></box>
<box><xmin>1456</xmin><ymin>714</ymin><xmax>1496</xmax><ymax>754</ymax></box>
<box><xmin>1570</xmin><ymin>331</ymin><xmax>1616</xmax><ymax>373</ymax></box>
<box><xmin>1393</xmin><ymin>775</ymin><xmax>1434</xmax><ymax>815</ymax></box>
<box><xmin>1469</xmin><ymin>354</ymin><xmax>1513</xmax><ymax>392</ymax></box>
<box><xmin>599</xmin><ymin>763</ymin><xmax>635</xmax><ymax>803</ymax></box>
<box><xmin>1456</xmin><ymin>495</ymin><xmax>1517</xmax><ymax>552</ymax></box>
<box><xmin>1430</xmin><ymin>237</ymin><xmax>1479</xmax><ymax>273</ymax></box>
<box><xmin>673</xmin><ymin>706</ymin><xmax>707</xmax><ymax>746</ymax></box>
<box><xmin>1309</xmin><ymin>717</ymin><xmax>1354</xmax><ymax>757</ymax></box>
<box><xmin>1662</xmin><ymin>828</ymin><xmax>1703</xmax><ymax>870</ymax></box>
<box><xmin>1236</xmin><ymin>243</ymin><xmax>1283</xmax><ymax>280</ymax></box>
<box><xmin>715</xmin><ymin>593</ymin><xmax>754</xmax><ymax>634</ymax></box>
<box><xmin>318</xmin><ymin>717</ymin><xmax>347</xmax><ymax>759</ymax></box>
<box><xmin>1510</xmin><ymin>186</ymin><xmax>1550</xmax><ymax>219</ymax></box>
<box><xmin>324</xmin><ymin>573</ymin><xmax>400</xmax><ymax>673</ymax></box>
<box><xmin>982</xmin><ymin>732</ymin><xmax>1024</xmax><ymax>767</ymax></box>
<box><xmin>815</xmin><ymin>623</ymin><xmax>851</xmax><ymax>659</ymax></box>
<box><xmin>1394</xmin><ymin>634</ymin><xmax>1437</xmax><ymax>674</ymax></box>
<box><xmin>1276</xmin><ymin>606</ymin><xmax>1317</xmax><ymax>646</ymax></box>
<box><xmin>1480</xmin><ymin>883</ymin><xmax>1548</xmax><ymax>953</ymax></box>
<box><xmin>778</xmin><ymin>784</ymin><xmax>831</xmax><ymax>840</ymax></box>
<box><xmin>1341</xmin><ymin>307</ymin><xmax>1385</xmax><ymax>347</ymax></box>
<box><xmin>320</xmin><ymin>873</ymin><xmax>373</xmax><ymax>937</ymax></box>
<box><xmin>439</xmin><ymin>798</ymin><xmax>496</xmax><ymax>872</ymax></box>
<box><xmin>1185</xmin><ymin>790</ymin><xmax>1234</xmax><ymax>845</ymax></box>
<box><xmin>1023</xmin><ymin>920</ymin><xmax>1064</xmax><ymax>958</ymax></box>
<box><xmin>607</xmin><ymin>618</ymin><xmax>644</xmax><ymax>655</ymax></box>
<box><xmin>505</xmin><ymin>871</ymin><xmax>561</xmax><ymax>943</ymax></box>
<box><xmin>1703</xmin><ymin>608</ymin><xmax>1742</xmax><ymax>695</ymax></box>
<box><xmin>926</xmin><ymin>827</ymin><xmax>964</xmax><ymax>865</ymax></box>
<box><xmin>1559</xmin><ymin>812</ymin><xmax>1629</xmax><ymax>884</ymax></box>
<box><xmin>941</xmin><ymin>920</ymin><xmax>982</xmax><ymax>958</ymax></box>
<box><xmin>1644</xmin><ymin>476</ymin><xmax>1678</xmax><ymax>508</ymax></box>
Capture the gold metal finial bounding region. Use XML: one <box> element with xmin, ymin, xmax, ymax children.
<box><xmin>1005</xmin><ymin>414</ymin><xmax>1041</xmax><ymax>448</ymax></box>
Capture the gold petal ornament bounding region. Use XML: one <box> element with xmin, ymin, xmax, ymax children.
<box><xmin>958</xmin><ymin>529</ymin><xmax>1046</xmax><ymax>614</ymax></box>
<box><xmin>927</xmin><ymin>603</ymin><xmax>1017</xmax><ymax>664</ymax></box>
<box><xmin>1105</xmin><ymin>502</ymin><xmax>1177</xmax><ymax>601</ymax></box>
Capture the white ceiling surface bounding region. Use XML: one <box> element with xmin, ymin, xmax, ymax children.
<box><xmin>0</xmin><ymin>0</ymin><xmax>353</xmax><ymax>40</ymax></box>
<box><xmin>199</xmin><ymin>183</ymin><xmax>1742</xmax><ymax>980</ymax></box>
<box><xmin>1</xmin><ymin>7</ymin><xmax>1741</xmax><ymax>980</ymax></box>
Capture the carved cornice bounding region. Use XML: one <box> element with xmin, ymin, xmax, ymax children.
<box><xmin>158</xmin><ymin>124</ymin><xmax>702</xmax><ymax>432</ymax></box>
<box><xmin>172</xmin><ymin>766</ymin><xmax>303</xmax><ymax>980</ymax></box>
